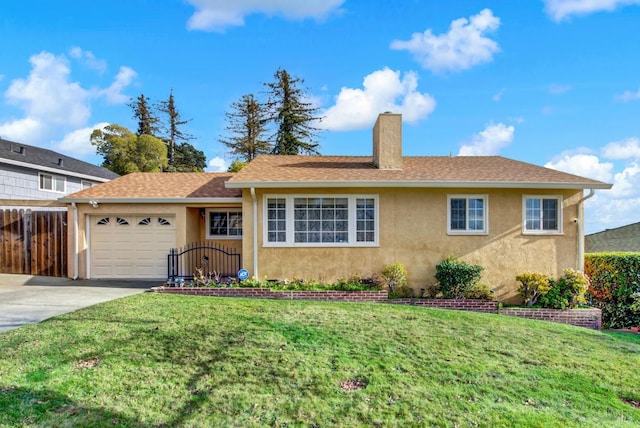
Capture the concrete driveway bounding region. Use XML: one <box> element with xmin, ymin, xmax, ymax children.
<box><xmin>0</xmin><ymin>274</ymin><xmax>161</xmax><ymax>333</ymax></box>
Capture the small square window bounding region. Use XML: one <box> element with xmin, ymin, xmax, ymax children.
<box><xmin>39</xmin><ymin>173</ymin><xmax>66</xmax><ymax>193</ymax></box>
<box><xmin>523</xmin><ymin>196</ymin><xmax>562</xmax><ymax>234</ymax></box>
<box><xmin>207</xmin><ymin>210</ymin><xmax>242</xmax><ymax>239</ymax></box>
<box><xmin>447</xmin><ymin>195</ymin><xmax>488</xmax><ymax>235</ymax></box>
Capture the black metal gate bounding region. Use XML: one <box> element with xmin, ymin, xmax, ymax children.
<box><xmin>167</xmin><ymin>241</ymin><xmax>241</xmax><ymax>284</ymax></box>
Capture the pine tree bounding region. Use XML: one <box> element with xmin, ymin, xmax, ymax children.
<box><xmin>129</xmin><ymin>94</ymin><xmax>160</xmax><ymax>136</ymax></box>
<box><xmin>157</xmin><ymin>89</ymin><xmax>194</xmax><ymax>167</ymax></box>
<box><xmin>264</xmin><ymin>68</ymin><xmax>322</xmax><ymax>155</ymax></box>
<box><xmin>220</xmin><ymin>94</ymin><xmax>271</xmax><ymax>162</ymax></box>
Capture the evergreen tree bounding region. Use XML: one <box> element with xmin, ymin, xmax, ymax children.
<box><xmin>220</xmin><ymin>94</ymin><xmax>271</xmax><ymax>162</ymax></box>
<box><xmin>129</xmin><ymin>94</ymin><xmax>160</xmax><ymax>136</ymax></box>
<box><xmin>157</xmin><ymin>89</ymin><xmax>196</xmax><ymax>168</ymax></box>
<box><xmin>173</xmin><ymin>142</ymin><xmax>207</xmax><ymax>172</ymax></box>
<box><xmin>264</xmin><ymin>68</ymin><xmax>322</xmax><ymax>155</ymax></box>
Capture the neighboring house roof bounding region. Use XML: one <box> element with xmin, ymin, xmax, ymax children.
<box><xmin>226</xmin><ymin>155</ymin><xmax>611</xmax><ymax>189</ymax></box>
<box><xmin>0</xmin><ymin>137</ymin><xmax>119</xmax><ymax>181</ymax></box>
<box><xmin>585</xmin><ymin>222</ymin><xmax>640</xmax><ymax>253</ymax></box>
<box><xmin>60</xmin><ymin>172</ymin><xmax>241</xmax><ymax>203</ymax></box>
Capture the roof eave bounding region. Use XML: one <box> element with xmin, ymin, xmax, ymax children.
<box><xmin>225</xmin><ymin>180</ymin><xmax>612</xmax><ymax>190</ymax></box>
<box><xmin>58</xmin><ymin>197</ymin><xmax>243</xmax><ymax>204</ymax></box>
<box><xmin>0</xmin><ymin>158</ymin><xmax>114</xmax><ymax>182</ymax></box>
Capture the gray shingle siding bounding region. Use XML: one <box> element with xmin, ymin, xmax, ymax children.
<box><xmin>0</xmin><ymin>138</ymin><xmax>118</xmax><ymax>201</ymax></box>
<box><xmin>0</xmin><ymin>137</ymin><xmax>118</xmax><ymax>180</ymax></box>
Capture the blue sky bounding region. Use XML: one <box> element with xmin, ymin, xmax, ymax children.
<box><xmin>1</xmin><ymin>0</ymin><xmax>640</xmax><ymax>234</ymax></box>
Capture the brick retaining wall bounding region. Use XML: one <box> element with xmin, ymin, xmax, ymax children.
<box><xmin>499</xmin><ymin>307</ymin><xmax>602</xmax><ymax>330</ymax></box>
<box><xmin>152</xmin><ymin>287</ymin><xmax>388</xmax><ymax>303</ymax></box>
<box><xmin>151</xmin><ymin>287</ymin><xmax>602</xmax><ymax>329</ymax></box>
<box><xmin>387</xmin><ymin>298</ymin><xmax>499</xmax><ymax>313</ymax></box>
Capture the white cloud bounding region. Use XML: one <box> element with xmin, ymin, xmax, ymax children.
<box><xmin>0</xmin><ymin>50</ymin><xmax>135</xmax><ymax>152</ymax></box>
<box><xmin>185</xmin><ymin>0</ymin><xmax>345</xmax><ymax>32</ymax></box>
<box><xmin>99</xmin><ymin>66</ymin><xmax>137</xmax><ymax>104</ymax></box>
<box><xmin>601</xmin><ymin>137</ymin><xmax>640</xmax><ymax>159</ymax></box>
<box><xmin>615</xmin><ymin>87</ymin><xmax>640</xmax><ymax>102</ymax></box>
<box><xmin>542</xmin><ymin>149</ymin><xmax>640</xmax><ymax>233</ymax></box>
<box><xmin>458</xmin><ymin>123</ymin><xmax>514</xmax><ymax>156</ymax></box>
<box><xmin>545</xmin><ymin>152</ymin><xmax>614</xmax><ymax>182</ymax></box>
<box><xmin>609</xmin><ymin>162</ymin><xmax>640</xmax><ymax>197</ymax></box>
<box><xmin>69</xmin><ymin>47</ymin><xmax>107</xmax><ymax>73</ymax></box>
<box><xmin>54</xmin><ymin>122</ymin><xmax>109</xmax><ymax>156</ymax></box>
<box><xmin>5</xmin><ymin>51</ymin><xmax>91</xmax><ymax>128</ymax></box>
<box><xmin>390</xmin><ymin>9</ymin><xmax>500</xmax><ymax>73</ymax></box>
<box><xmin>543</xmin><ymin>0</ymin><xmax>640</xmax><ymax>21</ymax></box>
<box><xmin>206</xmin><ymin>156</ymin><xmax>228</xmax><ymax>172</ymax></box>
<box><xmin>0</xmin><ymin>118</ymin><xmax>44</xmax><ymax>143</ymax></box>
<box><xmin>321</xmin><ymin>68</ymin><xmax>436</xmax><ymax>131</ymax></box>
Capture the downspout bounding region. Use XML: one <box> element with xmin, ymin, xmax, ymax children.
<box><xmin>250</xmin><ymin>187</ymin><xmax>259</xmax><ymax>278</ymax></box>
<box><xmin>577</xmin><ymin>189</ymin><xmax>596</xmax><ymax>272</ymax></box>
<box><xmin>71</xmin><ymin>203</ymin><xmax>79</xmax><ymax>280</ymax></box>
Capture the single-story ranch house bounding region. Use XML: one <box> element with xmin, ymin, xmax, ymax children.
<box><xmin>61</xmin><ymin>113</ymin><xmax>611</xmax><ymax>301</ymax></box>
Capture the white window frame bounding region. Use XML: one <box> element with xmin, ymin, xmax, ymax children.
<box><xmin>522</xmin><ymin>195</ymin><xmax>563</xmax><ymax>235</ymax></box>
<box><xmin>206</xmin><ymin>208</ymin><xmax>243</xmax><ymax>239</ymax></box>
<box><xmin>38</xmin><ymin>172</ymin><xmax>66</xmax><ymax>193</ymax></box>
<box><xmin>81</xmin><ymin>180</ymin><xmax>94</xmax><ymax>189</ymax></box>
<box><xmin>263</xmin><ymin>194</ymin><xmax>379</xmax><ymax>247</ymax></box>
<box><xmin>447</xmin><ymin>194</ymin><xmax>489</xmax><ymax>235</ymax></box>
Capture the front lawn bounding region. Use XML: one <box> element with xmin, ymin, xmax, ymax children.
<box><xmin>0</xmin><ymin>294</ymin><xmax>639</xmax><ymax>427</ymax></box>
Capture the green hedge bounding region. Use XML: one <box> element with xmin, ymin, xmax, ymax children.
<box><xmin>584</xmin><ymin>252</ymin><xmax>640</xmax><ymax>328</ymax></box>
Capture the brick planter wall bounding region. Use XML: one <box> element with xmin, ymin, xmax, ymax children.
<box><xmin>499</xmin><ymin>307</ymin><xmax>602</xmax><ymax>330</ymax></box>
<box><xmin>387</xmin><ymin>298</ymin><xmax>499</xmax><ymax>313</ymax></box>
<box><xmin>151</xmin><ymin>287</ymin><xmax>388</xmax><ymax>303</ymax></box>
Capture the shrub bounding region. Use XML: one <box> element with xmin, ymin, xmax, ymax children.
<box><xmin>389</xmin><ymin>284</ymin><xmax>415</xmax><ymax>299</ymax></box>
<box><xmin>538</xmin><ymin>269</ymin><xmax>589</xmax><ymax>309</ymax></box>
<box><xmin>462</xmin><ymin>282</ymin><xmax>495</xmax><ymax>300</ymax></box>
<box><xmin>333</xmin><ymin>274</ymin><xmax>383</xmax><ymax>291</ymax></box>
<box><xmin>515</xmin><ymin>272</ymin><xmax>550</xmax><ymax>306</ymax></box>
<box><xmin>381</xmin><ymin>263</ymin><xmax>408</xmax><ymax>293</ymax></box>
<box><xmin>434</xmin><ymin>258</ymin><xmax>483</xmax><ymax>299</ymax></box>
<box><xmin>585</xmin><ymin>253</ymin><xmax>640</xmax><ymax>328</ymax></box>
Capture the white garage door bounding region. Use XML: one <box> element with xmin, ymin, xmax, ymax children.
<box><xmin>90</xmin><ymin>215</ymin><xmax>176</xmax><ymax>279</ymax></box>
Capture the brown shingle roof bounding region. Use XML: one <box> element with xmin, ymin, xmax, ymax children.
<box><xmin>226</xmin><ymin>155</ymin><xmax>611</xmax><ymax>189</ymax></box>
<box><xmin>61</xmin><ymin>172</ymin><xmax>241</xmax><ymax>200</ymax></box>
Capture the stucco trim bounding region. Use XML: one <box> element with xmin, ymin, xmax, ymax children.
<box><xmin>225</xmin><ymin>180</ymin><xmax>611</xmax><ymax>190</ymax></box>
<box><xmin>0</xmin><ymin>158</ymin><xmax>113</xmax><ymax>182</ymax></box>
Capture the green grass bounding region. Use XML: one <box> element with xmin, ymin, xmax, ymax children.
<box><xmin>1</xmin><ymin>294</ymin><xmax>639</xmax><ymax>427</ymax></box>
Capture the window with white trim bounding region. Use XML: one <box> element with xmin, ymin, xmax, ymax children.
<box><xmin>39</xmin><ymin>173</ymin><xmax>65</xmax><ymax>193</ymax></box>
<box><xmin>523</xmin><ymin>196</ymin><xmax>562</xmax><ymax>234</ymax></box>
<box><xmin>264</xmin><ymin>195</ymin><xmax>378</xmax><ymax>246</ymax></box>
<box><xmin>81</xmin><ymin>180</ymin><xmax>94</xmax><ymax>189</ymax></box>
<box><xmin>207</xmin><ymin>209</ymin><xmax>242</xmax><ymax>239</ymax></box>
<box><xmin>447</xmin><ymin>195</ymin><xmax>488</xmax><ymax>234</ymax></box>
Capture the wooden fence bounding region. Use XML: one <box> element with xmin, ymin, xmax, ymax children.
<box><xmin>0</xmin><ymin>209</ymin><xmax>67</xmax><ymax>277</ymax></box>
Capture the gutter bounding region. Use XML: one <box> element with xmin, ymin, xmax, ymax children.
<box><xmin>225</xmin><ymin>180</ymin><xmax>612</xmax><ymax>190</ymax></box>
<box><xmin>251</xmin><ymin>187</ymin><xmax>258</xmax><ymax>279</ymax></box>
<box><xmin>58</xmin><ymin>197</ymin><xmax>243</xmax><ymax>204</ymax></box>
<box><xmin>577</xmin><ymin>189</ymin><xmax>596</xmax><ymax>271</ymax></box>
<box><xmin>71</xmin><ymin>202</ymin><xmax>78</xmax><ymax>280</ymax></box>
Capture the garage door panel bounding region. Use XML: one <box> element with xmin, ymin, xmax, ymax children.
<box><xmin>90</xmin><ymin>215</ymin><xmax>175</xmax><ymax>279</ymax></box>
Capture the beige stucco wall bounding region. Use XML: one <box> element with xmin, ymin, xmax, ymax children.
<box><xmin>241</xmin><ymin>187</ymin><xmax>583</xmax><ymax>302</ymax></box>
<box><xmin>67</xmin><ymin>203</ymin><xmax>242</xmax><ymax>279</ymax></box>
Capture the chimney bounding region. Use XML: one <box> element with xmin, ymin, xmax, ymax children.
<box><xmin>372</xmin><ymin>112</ymin><xmax>402</xmax><ymax>170</ymax></box>
<box><xmin>58</xmin><ymin>158</ymin><xmax>64</xmax><ymax>167</ymax></box>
